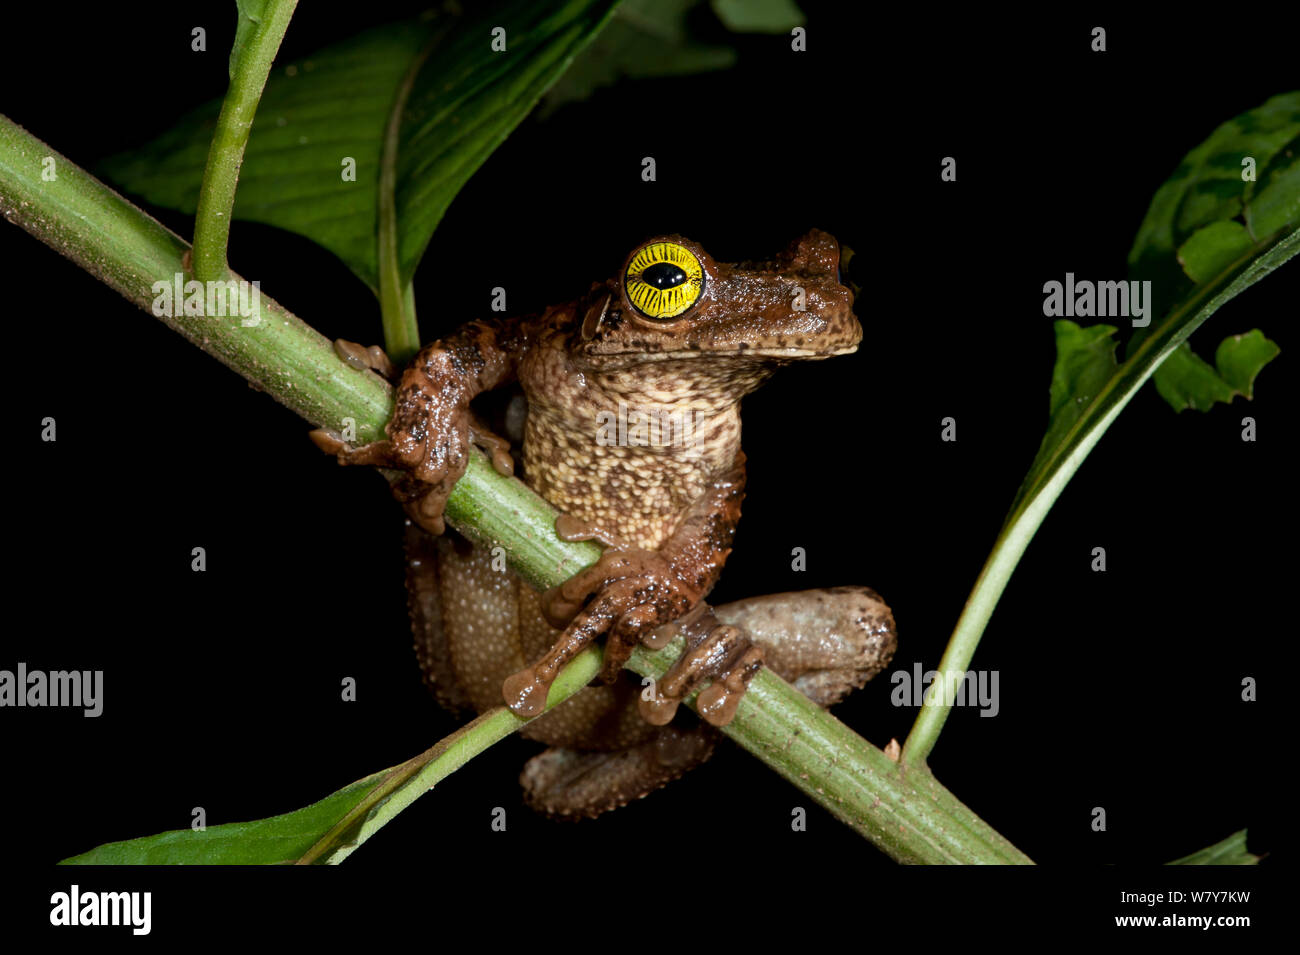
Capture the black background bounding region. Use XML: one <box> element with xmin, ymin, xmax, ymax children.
<box><xmin>1</xmin><ymin>0</ymin><xmax>1292</xmax><ymax>939</ymax></box>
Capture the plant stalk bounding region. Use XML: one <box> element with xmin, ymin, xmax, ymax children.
<box><xmin>192</xmin><ymin>0</ymin><xmax>299</xmax><ymax>282</ymax></box>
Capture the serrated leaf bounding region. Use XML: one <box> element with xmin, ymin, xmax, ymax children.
<box><xmin>1151</xmin><ymin>343</ymin><xmax>1237</xmax><ymax>412</ymax></box>
<box><xmin>711</xmin><ymin>0</ymin><xmax>804</xmax><ymax>33</ymax></box>
<box><xmin>1125</xmin><ymin>93</ymin><xmax>1298</xmax><ymax>411</ymax></box>
<box><xmin>1215</xmin><ymin>328</ymin><xmax>1280</xmax><ymax>395</ymax></box>
<box><xmin>1152</xmin><ymin>330</ymin><xmax>1279</xmax><ymax>412</ymax></box>
<box><xmin>1167</xmin><ymin>829</ymin><xmax>1260</xmax><ymax>865</ymax></box>
<box><xmin>1010</xmin><ymin>95</ymin><xmax>1299</xmax><ymax>517</ymax></box>
<box><xmin>101</xmin><ymin>2</ymin><xmax>620</xmax><ymax>294</ymax></box>
<box><xmin>59</xmin><ymin>772</ymin><xmax>385</xmax><ymax>864</ymax></box>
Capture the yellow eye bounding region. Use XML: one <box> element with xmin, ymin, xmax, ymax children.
<box><xmin>624</xmin><ymin>241</ymin><xmax>705</xmax><ymax>319</ymax></box>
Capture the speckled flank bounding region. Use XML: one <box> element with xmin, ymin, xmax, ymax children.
<box><xmin>519</xmin><ymin>724</ymin><xmax>717</xmax><ymax>819</ymax></box>
<box><xmin>404</xmin><ymin>521</ymin><xmax>473</xmax><ymax>714</ymax></box>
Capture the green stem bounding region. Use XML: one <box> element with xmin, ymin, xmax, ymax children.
<box><xmin>1</xmin><ymin>115</ymin><xmax>1030</xmax><ymax>863</ymax></box>
<box><xmin>192</xmin><ymin>0</ymin><xmax>298</xmax><ymax>281</ymax></box>
<box><xmin>0</xmin><ymin>113</ymin><xmax>390</xmax><ymax>443</ymax></box>
<box><xmin>628</xmin><ymin>639</ymin><xmax>1030</xmax><ymax>863</ymax></box>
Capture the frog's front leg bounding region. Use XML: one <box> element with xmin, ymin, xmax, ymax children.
<box><xmin>310</xmin><ymin>319</ymin><xmax>522</xmax><ymax>534</ymax></box>
<box><xmin>501</xmin><ymin>455</ymin><xmax>758</xmax><ymax>724</ymax></box>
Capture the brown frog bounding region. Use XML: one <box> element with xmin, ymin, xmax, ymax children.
<box><xmin>313</xmin><ymin>230</ymin><xmax>897</xmax><ymax>817</ymax></box>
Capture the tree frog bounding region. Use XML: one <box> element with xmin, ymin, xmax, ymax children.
<box><xmin>313</xmin><ymin>230</ymin><xmax>896</xmax><ymax>816</ymax></box>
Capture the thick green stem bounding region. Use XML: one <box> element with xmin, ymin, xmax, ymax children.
<box><xmin>0</xmin><ymin>114</ymin><xmax>389</xmax><ymax>443</ymax></box>
<box><xmin>628</xmin><ymin>640</ymin><xmax>1030</xmax><ymax>863</ymax></box>
<box><xmin>1</xmin><ymin>116</ymin><xmax>1030</xmax><ymax>863</ymax></box>
<box><xmin>192</xmin><ymin>0</ymin><xmax>298</xmax><ymax>281</ymax></box>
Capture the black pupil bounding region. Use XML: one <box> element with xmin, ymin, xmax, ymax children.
<box><xmin>641</xmin><ymin>262</ymin><xmax>687</xmax><ymax>289</ymax></box>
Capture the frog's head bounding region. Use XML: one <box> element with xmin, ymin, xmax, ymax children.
<box><xmin>576</xmin><ymin>230</ymin><xmax>861</xmax><ymax>370</ymax></box>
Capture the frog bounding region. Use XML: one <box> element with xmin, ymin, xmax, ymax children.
<box><xmin>312</xmin><ymin>230</ymin><xmax>897</xmax><ymax>817</ymax></box>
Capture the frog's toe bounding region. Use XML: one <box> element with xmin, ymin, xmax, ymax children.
<box><xmin>467</xmin><ymin>416</ymin><xmax>515</xmax><ymax>477</ymax></box>
<box><xmin>502</xmin><ymin>590</ymin><xmax>624</xmax><ymax>717</ymax></box>
<box><xmin>333</xmin><ymin>338</ymin><xmax>395</xmax><ymax>380</ymax></box>
<box><xmin>308</xmin><ymin>428</ymin><xmax>397</xmax><ymax>468</ymax></box>
<box><xmin>308</xmin><ymin>428</ymin><xmax>347</xmax><ymax>455</ymax></box>
<box><xmin>520</xmin><ymin>726</ymin><xmax>716</xmax><ymax>819</ymax></box>
<box><xmin>639</xmin><ymin>613</ymin><xmax>765</xmax><ymax>727</ymax></box>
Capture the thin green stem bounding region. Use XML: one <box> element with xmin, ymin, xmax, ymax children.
<box><xmin>377</xmin><ymin>27</ymin><xmax>446</xmax><ymax>364</ymax></box>
<box><xmin>901</xmin><ymin>396</ymin><xmax>1134</xmax><ymax>766</ymax></box>
<box><xmin>192</xmin><ymin>0</ymin><xmax>298</xmax><ymax>281</ymax></box>
<box><xmin>299</xmin><ymin>647</ymin><xmax>603</xmax><ymax>864</ymax></box>
<box><xmin>902</xmin><ymin>228</ymin><xmax>1298</xmax><ymax>766</ymax></box>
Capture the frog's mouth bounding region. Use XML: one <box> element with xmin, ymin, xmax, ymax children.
<box><xmin>736</xmin><ymin>342</ymin><xmax>860</xmax><ymax>359</ymax></box>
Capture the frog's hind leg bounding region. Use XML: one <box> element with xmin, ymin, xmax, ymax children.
<box><xmin>403</xmin><ymin>521</ymin><xmax>477</xmax><ymax>714</ymax></box>
<box><xmin>520</xmin><ymin>724</ymin><xmax>717</xmax><ymax>819</ymax></box>
<box><xmin>714</xmin><ymin>586</ymin><xmax>897</xmax><ymax>707</ymax></box>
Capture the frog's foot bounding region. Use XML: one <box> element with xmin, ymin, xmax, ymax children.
<box><xmin>520</xmin><ymin>725</ymin><xmax>716</xmax><ymax>819</ymax></box>
<box><xmin>308</xmin><ymin>409</ymin><xmax>512</xmax><ymax>536</ymax></box>
<box><xmin>637</xmin><ymin>606</ymin><xmax>765</xmax><ymax>728</ymax></box>
<box><xmin>713</xmin><ymin>586</ymin><xmax>897</xmax><ymax>706</ymax></box>
<box><xmin>333</xmin><ymin>338</ymin><xmax>396</xmax><ymax>380</ymax></box>
<box><xmin>503</xmin><ymin>550</ymin><xmax>700</xmax><ymax>717</ymax></box>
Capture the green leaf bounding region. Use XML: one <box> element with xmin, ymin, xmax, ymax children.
<box><xmin>1153</xmin><ymin>331</ymin><xmax>1279</xmax><ymax>412</ymax></box>
<box><xmin>1215</xmin><ymin>328</ymin><xmax>1280</xmax><ymax>394</ymax></box>
<box><xmin>711</xmin><ymin>0</ymin><xmax>804</xmax><ymax>33</ymax></box>
<box><xmin>540</xmin><ymin>0</ymin><xmax>737</xmax><ymax>117</ymax></box>
<box><xmin>1168</xmin><ymin>829</ymin><xmax>1260</xmax><ymax>865</ymax></box>
<box><xmin>1176</xmin><ymin>220</ymin><xmax>1256</xmax><ymax>284</ymax></box>
<box><xmin>1043</xmin><ymin>320</ymin><xmax>1120</xmax><ymax>454</ymax></box>
<box><xmin>60</xmin><ymin>773</ymin><xmax>385</xmax><ymax>864</ymax></box>
<box><xmin>231</xmin><ymin>0</ymin><xmax>271</xmax><ymax>80</ymax></box>
<box><xmin>1245</xmin><ymin>133</ymin><xmax>1300</xmax><ymax>239</ymax></box>
<box><xmin>1126</xmin><ymin>93</ymin><xmax>1298</xmax><ymax>411</ymax></box>
<box><xmin>101</xmin><ymin>1</ymin><xmax>621</xmax><ymax>294</ymax></box>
